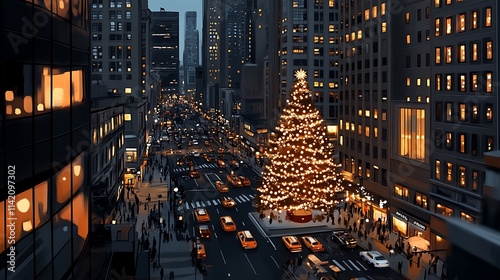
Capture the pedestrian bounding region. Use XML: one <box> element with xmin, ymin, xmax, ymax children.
<box><xmin>398</xmin><ymin>261</ymin><xmax>402</xmax><ymax>274</ymax></box>
<box><xmin>160</xmin><ymin>266</ymin><xmax>164</xmax><ymax>280</ymax></box>
<box><xmin>298</xmin><ymin>255</ymin><xmax>303</xmax><ymax>266</ymax></box>
<box><xmin>409</xmin><ymin>256</ymin><xmax>413</xmax><ymax>267</ymax></box>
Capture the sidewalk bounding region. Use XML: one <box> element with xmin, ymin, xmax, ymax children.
<box><xmin>249</xmin><ymin>207</ymin><xmax>442</xmax><ymax>280</ymax></box>
<box><xmin>121</xmin><ymin>152</ymin><xmax>203</xmax><ymax>279</ymax></box>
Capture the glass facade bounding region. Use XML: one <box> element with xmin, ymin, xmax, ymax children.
<box><xmin>0</xmin><ymin>0</ymin><xmax>90</xmax><ymax>278</ymax></box>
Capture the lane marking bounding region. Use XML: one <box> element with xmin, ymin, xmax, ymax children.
<box><xmin>207</xmin><ymin>201</ymin><xmax>211</xmax><ymax>206</ymax></box>
<box><xmin>270</xmin><ymin>255</ymin><xmax>280</xmax><ymax>269</ymax></box>
<box><xmin>342</xmin><ymin>260</ymin><xmax>352</xmax><ymax>270</ymax></box>
<box><xmin>185</xmin><ymin>204</ymin><xmax>190</xmax><ymax>210</ymax></box>
<box><xmin>212</xmin><ymin>199</ymin><xmax>218</xmax><ymax>205</ymax></box>
<box><xmin>195</xmin><ymin>201</ymin><xmax>200</xmax><ymax>208</ymax></box>
<box><xmin>246</xmin><ymin>213</ymin><xmax>276</xmax><ymax>250</ymax></box>
<box><xmin>220</xmin><ymin>250</ymin><xmax>226</xmax><ymax>264</ymax></box>
<box><xmin>234</xmin><ymin>197</ymin><xmax>242</xmax><ymax>203</ymax></box>
<box><xmin>216</xmin><ymin>208</ymin><xmax>219</xmax><ymax>214</ymax></box>
<box><xmin>242</xmin><ymin>221</ymin><xmax>245</xmax><ymax>226</ymax></box>
<box><xmin>348</xmin><ymin>259</ymin><xmax>361</xmax><ymax>271</ymax></box>
<box><xmin>356</xmin><ymin>260</ymin><xmax>368</xmax><ymax>270</ymax></box>
<box><xmin>244</xmin><ymin>253</ymin><xmax>257</xmax><ymax>275</ymax></box>
<box><xmin>331</xmin><ymin>259</ymin><xmax>345</xmax><ymax>271</ymax></box>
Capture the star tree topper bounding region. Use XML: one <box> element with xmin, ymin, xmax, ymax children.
<box><xmin>294</xmin><ymin>68</ymin><xmax>307</xmax><ymax>81</ymax></box>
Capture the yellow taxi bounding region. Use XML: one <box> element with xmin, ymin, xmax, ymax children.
<box><xmin>237</xmin><ymin>230</ymin><xmax>257</xmax><ymax>249</ymax></box>
<box><xmin>196</xmin><ymin>243</ymin><xmax>206</xmax><ymax>260</ymax></box>
<box><xmin>194</xmin><ymin>208</ymin><xmax>210</xmax><ymax>223</ymax></box>
<box><xmin>226</xmin><ymin>174</ymin><xmax>242</xmax><ymax>187</ymax></box>
<box><xmin>219</xmin><ymin>216</ymin><xmax>237</xmax><ymax>232</ymax></box>
<box><xmin>215</xmin><ymin>181</ymin><xmax>229</xmax><ymax>193</ymax></box>
<box><xmin>301</xmin><ymin>236</ymin><xmax>324</xmax><ymax>252</ymax></box>
<box><xmin>217</xmin><ymin>159</ymin><xmax>226</xmax><ymax>168</ymax></box>
<box><xmin>282</xmin><ymin>235</ymin><xmax>302</xmax><ymax>253</ymax></box>
<box><xmin>221</xmin><ymin>196</ymin><xmax>236</xmax><ymax>208</ymax></box>
<box><xmin>239</xmin><ymin>175</ymin><xmax>251</xmax><ymax>187</ymax></box>
<box><xmin>189</xmin><ymin>170</ymin><xmax>200</xmax><ymax>178</ymax></box>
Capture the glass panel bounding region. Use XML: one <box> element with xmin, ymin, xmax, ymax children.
<box><xmin>53</xmin><ymin>163</ymin><xmax>71</xmax><ymax>213</ymax></box>
<box><xmin>72</xmin><ymin>154</ymin><xmax>84</xmax><ymax>195</ymax></box>
<box><xmin>0</xmin><ymin>201</ymin><xmax>4</xmax><ymax>252</ymax></box>
<box><xmin>7</xmin><ymin>233</ymin><xmax>34</xmax><ymax>280</ymax></box>
<box><xmin>15</xmin><ymin>189</ymin><xmax>34</xmax><ymax>241</ymax></box>
<box><xmin>34</xmin><ymin>181</ymin><xmax>49</xmax><ymax>228</ymax></box>
<box><xmin>72</xmin><ymin>192</ymin><xmax>89</xmax><ymax>261</ymax></box>
<box><xmin>53</xmin><ymin>204</ymin><xmax>71</xmax><ymax>255</ymax></box>
<box><xmin>35</xmin><ymin>221</ymin><xmax>52</xmax><ymax>275</ymax></box>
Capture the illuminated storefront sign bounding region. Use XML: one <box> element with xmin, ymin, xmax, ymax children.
<box><xmin>395</xmin><ymin>211</ymin><xmax>408</xmax><ymax>221</ymax></box>
<box><xmin>412</xmin><ymin>220</ymin><xmax>426</xmax><ymax>231</ymax></box>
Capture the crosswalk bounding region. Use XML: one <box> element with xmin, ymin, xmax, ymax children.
<box><xmin>185</xmin><ymin>194</ymin><xmax>255</xmax><ymax>210</ymax></box>
<box><xmin>172</xmin><ymin>163</ymin><xmax>219</xmax><ymax>173</ymax></box>
<box><xmin>331</xmin><ymin>259</ymin><xmax>369</xmax><ymax>272</ymax></box>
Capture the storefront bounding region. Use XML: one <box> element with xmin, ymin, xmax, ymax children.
<box><xmin>391</xmin><ymin>210</ymin><xmax>430</xmax><ymax>242</ymax></box>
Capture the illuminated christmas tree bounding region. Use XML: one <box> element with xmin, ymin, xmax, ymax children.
<box><xmin>257</xmin><ymin>69</ymin><xmax>344</xmax><ymax>213</ymax></box>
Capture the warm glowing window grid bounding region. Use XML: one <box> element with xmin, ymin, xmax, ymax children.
<box><xmin>399</xmin><ymin>108</ymin><xmax>425</xmax><ymax>160</ymax></box>
<box><xmin>447</xmin><ymin>162</ymin><xmax>453</xmax><ymax>182</ymax></box>
<box><xmin>435</xmin><ymin>160</ymin><xmax>441</xmax><ymax>179</ymax></box>
<box><xmin>459</xmin><ymin>45</ymin><xmax>466</xmax><ymax>62</ymax></box>
<box><xmin>395</xmin><ymin>184</ymin><xmax>409</xmax><ymax>199</ymax></box>
<box><xmin>459</xmin><ymin>166</ymin><xmax>467</xmax><ymax>187</ymax></box>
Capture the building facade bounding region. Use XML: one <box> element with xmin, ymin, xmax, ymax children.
<box><xmin>0</xmin><ymin>0</ymin><xmax>91</xmax><ymax>278</ymax></box>
<box><xmin>338</xmin><ymin>0</ymin><xmax>498</xmax><ymax>265</ymax></box>
<box><xmin>150</xmin><ymin>11</ymin><xmax>180</xmax><ymax>97</ymax></box>
<box><xmin>184</xmin><ymin>11</ymin><xmax>199</xmax><ymax>98</ymax></box>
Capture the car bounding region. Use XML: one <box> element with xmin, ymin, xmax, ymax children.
<box><xmin>196</xmin><ymin>243</ymin><xmax>206</xmax><ymax>260</ymax></box>
<box><xmin>188</xmin><ymin>141</ymin><xmax>193</xmax><ymax>146</ymax></box>
<box><xmin>176</xmin><ymin>158</ymin><xmax>184</xmax><ymax>165</ymax></box>
<box><xmin>237</xmin><ymin>230</ymin><xmax>257</xmax><ymax>249</ymax></box>
<box><xmin>217</xmin><ymin>159</ymin><xmax>226</xmax><ymax>168</ymax></box>
<box><xmin>218</xmin><ymin>148</ymin><xmax>225</xmax><ymax>155</ymax></box>
<box><xmin>192</xmin><ymin>151</ymin><xmax>200</xmax><ymax>157</ymax></box>
<box><xmin>198</xmin><ymin>225</ymin><xmax>211</xmax><ymax>239</ymax></box>
<box><xmin>359</xmin><ymin>251</ymin><xmax>389</xmax><ymax>268</ymax></box>
<box><xmin>203</xmin><ymin>154</ymin><xmax>212</xmax><ymax>162</ymax></box>
<box><xmin>189</xmin><ymin>170</ymin><xmax>200</xmax><ymax>178</ymax></box>
<box><xmin>215</xmin><ymin>181</ymin><xmax>229</xmax><ymax>193</ymax></box>
<box><xmin>331</xmin><ymin>230</ymin><xmax>357</xmax><ymax>248</ymax></box>
<box><xmin>219</xmin><ymin>216</ymin><xmax>237</xmax><ymax>232</ymax></box>
<box><xmin>194</xmin><ymin>208</ymin><xmax>210</xmax><ymax>223</ymax></box>
<box><xmin>239</xmin><ymin>176</ymin><xmax>251</xmax><ymax>187</ymax></box>
<box><xmin>229</xmin><ymin>159</ymin><xmax>240</xmax><ymax>167</ymax></box>
<box><xmin>301</xmin><ymin>236</ymin><xmax>324</xmax><ymax>252</ymax></box>
<box><xmin>193</xmin><ymin>139</ymin><xmax>199</xmax><ymax>145</ymax></box>
<box><xmin>281</xmin><ymin>235</ymin><xmax>302</xmax><ymax>253</ymax></box>
<box><xmin>221</xmin><ymin>197</ymin><xmax>236</xmax><ymax>208</ymax></box>
<box><xmin>204</xmin><ymin>140</ymin><xmax>211</xmax><ymax>146</ymax></box>
<box><xmin>226</xmin><ymin>174</ymin><xmax>242</xmax><ymax>187</ymax></box>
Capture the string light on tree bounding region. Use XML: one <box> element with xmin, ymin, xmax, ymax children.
<box><xmin>257</xmin><ymin>69</ymin><xmax>344</xmax><ymax>214</ymax></box>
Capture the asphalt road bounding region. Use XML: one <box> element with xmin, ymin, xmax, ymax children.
<box><xmin>165</xmin><ymin>119</ymin><xmax>406</xmax><ymax>280</ymax></box>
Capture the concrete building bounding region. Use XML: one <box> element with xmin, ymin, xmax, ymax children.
<box><xmin>0</xmin><ymin>1</ymin><xmax>91</xmax><ymax>278</ymax></box>
<box><xmin>150</xmin><ymin>11</ymin><xmax>180</xmax><ymax>97</ymax></box>
<box><xmin>183</xmin><ymin>11</ymin><xmax>200</xmax><ymax>98</ymax></box>
<box><xmin>338</xmin><ymin>0</ymin><xmax>499</xmax><ymax>268</ymax></box>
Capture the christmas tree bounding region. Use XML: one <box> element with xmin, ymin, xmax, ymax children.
<box><xmin>257</xmin><ymin>69</ymin><xmax>344</xmax><ymax>212</ymax></box>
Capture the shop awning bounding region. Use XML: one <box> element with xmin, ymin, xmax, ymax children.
<box><xmin>408</xmin><ymin>236</ymin><xmax>430</xmax><ymax>252</ymax></box>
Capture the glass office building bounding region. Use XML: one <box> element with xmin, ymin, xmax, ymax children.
<box><xmin>0</xmin><ymin>0</ymin><xmax>91</xmax><ymax>279</ymax></box>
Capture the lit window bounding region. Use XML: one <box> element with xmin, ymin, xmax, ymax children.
<box><xmin>459</xmin><ymin>74</ymin><xmax>466</xmax><ymax>92</ymax></box>
<box><xmin>358</xmin><ymin>109</ymin><xmax>363</xmax><ymax>116</ymax></box>
<box><xmin>373</xmin><ymin>127</ymin><xmax>378</xmax><ymax>138</ymax></box>
<box><xmin>365</xmin><ymin>9</ymin><xmax>370</xmax><ymax>21</ymax></box>
<box><xmin>472</xmin><ymin>105</ymin><xmax>478</xmax><ymax>122</ymax></box>
<box><xmin>435</xmin><ymin>18</ymin><xmax>440</xmax><ymax>36</ymax></box>
<box><xmin>446</xmin><ymin>103</ymin><xmax>453</xmax><ymax>122</ymax></box>
<box><xmin>485</xmin><ymin>7</ymin><xmax>492</xmax><ymax>27</ymax></box>
<box><xmin>358</xmin><ymin>125</ymin><xmax>362</xmax><ymax>135</ymax></box>
<box><xmin>445</xmin><ymin>46</ymin><xmax>452</xmax><ymax>63</ymax></box>
<box><xmin>460</xmin><ymin>212</ymin><xmax>474</xmax><ymax>223</ymax></box>
<box><xmin>365</xmin><ymin>126</ymin><xmax>370</xmax><ymax>137</ymax></box>
<box><xmin>458</xmin><ymin>14</ymin><xmax>466</xmax><ymax>32</ymax></box>
<box><xmin>435</xmin><ymin>47</ymin><xmax>441</xmax><ymax>64</ymax></box>
<box><xmin>472</xmin><ymin>171</ymin><xmax>478</xmax><ymax>191</ymax></box>
<box><xmin>486</xmin><ymin>105</ymin><xmax>493</xmax><ymax>122</ymax></box>
<box><xmin>459</xmin><ymin>166</ymin><xmax>467</xmax><ymax>187</ymax></box>
<box><xmin>434</xmin><ymin>0</ymin><xmax>441</xmax><ymax>8</ymax></box>
<box><xmin>486</xmin><ymin>41</ymin><xmax>493</xmax><ymax>60</ymax></box>
<box><xmin>486</xmin><ymin>72</ymin><xmax>492</xmax><ymax>93</ymax></box>
<box><xmin>406</xmin><ymin>34</ymin><xmax>411</xmax><ymax>44</ymax></box>
<box><xmin>446</xmin><ymin>17</ymin><xmax>452</xmax><ymax>34</ymax></box>
<box><xmin>358</xmin><ymin>30</ymin><xmax>363</xmax><ymax>39</ymax></box>
<box><xmin>471</xmin><ymin>11</ymin><xmax>478</xmax><ymax>30</ymax></box>
<box><xmin>471</xmin><ymin>73</ymin><xmax>478</xmax><ymax>92</ymax></box>
<box><xmin>436</xmin><ymin>204</ymin><xmax>453</xmax><ymax>217</ymax></box>
<box><xmin>406</xmin><ymin>77</ymin><xmax>411</xmax><ymax>86</ymax></box>
<box><xmin>459</xmin><ymin>133</ymin><xmax>466</xmax><ymax>153</ymax></box>
<box><xmin>435</xmin><ymin>74</ymin><xmax>441</xmax><ymax>91</ymax></box>
<box><xmin>415</xmin><ymin>192</ymin><xmax>428</xmax><ymax>209</ymax></box>
<box><xmin>373</xmin><ymin>109</ymin><xmax>378</xmax><ymax>119</ymax></box>
<box><xmin>372</xmin><ymin>6</ymin><xmax>378</xmax><ymax>18</ymax></box>
<box><xmin>395</xmin><ymin>184</ymin><xmax>409</xmax><ymax>201</ymax></box>
<box><xmin>381</xmin><ymin>3</ymin><xmax>386</xmax><ymax>16</ymax></box>
<box><xmin>446</xmin><ymin>132</ymin><xmax>452</xmax><ymax>149</ymax></box>
<box><xmin>486</xmin><ymin>136</ymin><xmax>494</xmax><ymax>151</ymax></box>
<box><xmin>472</xmin><ymin>43</ymin><xmax>478</xmax><ymax>61</ymax></box>
<box><xmin>459</xmin><ymin>44</ymin><xmax>466</xmax><ymax>62</ymax></box>
<box><xmin>459</xmin><ymin>103</ymin><xmax>466</xmax><ymax>121</ymax></box>
<box><xmin>417</xmin><ymin>78</ymin><xmax>421</xmax><ymax>86</ymax></box>
<box><xmin>427</xmin><ymin>78</ymin><xmax>431</xmax><ymax>87</ymax></box>
<box><xmin>405</xmin><ymin>12</ymin><xmax>410</xmax><ymax>24</ymax></box>
<box><xmin>399</xmin><ymin>108</ymin><xmax>425</xmax><ymax>160</ymax></box>
<box><xmin>381</xmin><ymin>22</ymin><xmax>387</xmax><ymax>33</ymax></box>
<box><xmin>365</xmin><ymin>110</ymin><xmax>370</xmax><ymax>117</ymax></box>
<box><xmin>435</xmin><ymin>160</ymin><xmax>441</xmax><ymax>179</ymax></box>
<box><xmin>124</xmin><ymin>113</ymin><xmax>131</xmax><ymax>121</ymax></box>
<box><xmin>447</xmin><ymin>162</ymin><xmax>453</xmax><ymax>182</ymax></box>
<box><xmin>446</xmin><ymin>74</ymin><xmax>452</xmax><ymax>91</ymax></box>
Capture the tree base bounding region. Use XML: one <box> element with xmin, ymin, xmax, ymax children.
<box><xmin>286</xmin><ymin>209</ymin><xmax>313</xmax><ymax>223</ymax></box>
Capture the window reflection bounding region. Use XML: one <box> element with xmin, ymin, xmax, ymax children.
<box><xmin>34</xmin><ymin>181</ymin><xmax>49</xmax><ymax>228</ymax></box>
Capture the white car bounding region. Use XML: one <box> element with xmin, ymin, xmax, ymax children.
<box><xmin>193</xmin><ymin>139</ymin><xmax>199</xmax><ymax>145</ymax></box>
<box><xmin>192</xmin><ymin>151</ymin><xmax>200</xmax><ymax>157</ymax></box>
<box><xmin>359</xmin><ymin>251</ymin><xmax>389</xmax><ymax>268</ymax></box>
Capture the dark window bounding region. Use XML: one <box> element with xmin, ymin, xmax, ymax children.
<box><xmin>382</xmin><ymin>148</ymin><xmax>387</xmax><ymax>159</ymax></box>
<box><xmin>471</xmin><ymin>134</ymin><xmax>478</xmax><ymax>155</ymax></box>
<box><xmin>436</xmin><ymin>102</ymin><xmax>443</xmax><ymax>122</ymax></box>
<box><xmin>365</xmin><ymin>143</ymin><xmax>370</xmax><ymax>156</ymax></box>
<box><xmin>417</xmin><ymin>54</ymin><xmax>421</xmax><ymax>67</ymax></box>
<box><xmin>373</xmin><ymin>146</ymin><xmax>378</xmax><ymax>159</ymax></box>
<box><xmin>382</xmin><ymin>129</ymin><xmax>387</xmax><ymax>141</ymax></box>
<box><xmin>406</xmin><ymin>56</ymin><xmax>411</xmax><ymax>68</ymax></box>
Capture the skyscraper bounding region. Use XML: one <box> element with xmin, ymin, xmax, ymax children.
<box><xmin>1</xmin><ymin>1</ymin><xmax>91</xmax><ymax>278</ymax></box>
<box><xmin>151</xmin><ymin>11</ymin><xmax>180</xmax><ymax>97</ymax></box>
<box><xmin>184</xmin><ymin>11</ymin><xmax>199</xmax><ymax>97</ymax></box>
